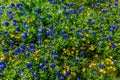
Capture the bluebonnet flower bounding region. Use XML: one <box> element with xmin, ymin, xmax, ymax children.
<box><xmin>100</xmin><ymin>18</ymin><xmax>104</xmax><ymax>21</ymax></box>
<box><xmin>99</xmin><ymin>64</ymin><xmax>104</xmax><ymax>68</ymax></box>
<box><xmin>46</xmin><ymin>30</ymin><xmax>52</xmax><ymax>36</ymax></box>
<box><xmin>24</xmin><ymin>25</ymin><xmax>29</xmax><ymax>29</ymax></box>
<box><xmin>87</xmin><ymin>19</ymin><xmax>92</xmax><ymax>24</ymax></box>
<box><xmin>61</xmin><ymin>0</ymin><xmax>64</xmax><ymax>2</ymax></box>
<box><xmin>99</xmin><ymin>25</ymin><xmax>103</xmax><ymax>29</ymax></box>
<box><xmin>26</xmin><ymin>62</ymin><xmax>32</xmax><ymax>68</ymax></box>
<box><xmin>74</xmin><ymin>58</ymin><xmax>79</xmax><ymax>63</ymax></box>
<box><xmin>90</xmin><ymin>4</ymin><xmax>94</xmax><ymax>9</ymax></box>
<box><xmin>112</xmin><ymin>43</ymin><xmax>117</xmax><ymax>49</ymax></box>
<box><xmin>60</xmin><ymin>30</ymin><xmax>65</xmax><ymax>34</ymax></box>
<box><xmin>30</xmin><ymin>49</ymin><xmax>35</xmax><ymax>53</ymax></box>
<box><xmin>48</xmin><ymin>0</ymin><xmax>52</xmax><ymax>3</ymax></box>
<box><xmin>6</xmin><ymin>11</ymin><xmax>12</xmax><ymax>15</ymax></box>
<box><xmin>79</xmin><ymin>34</ymin><xmax>84</xmax><ymax>38</ymax></box>
<box><xmin>115</xmin><ymin>19</ymin><xmax>119</xmax><ymax>24</ymax></box>
<box><xmin>43</xmin><ymin>59</ymin><xmax>48</xmax><ymax>64</ymax></box>
<box><xmin>37</xmin><ymin>34</ymin><xmax>41</xmax><ymax>40</ymax></box>
<box><xmin>37</xmin><ymin>8</ymin><xmax>41</xmax><ymax>14</ymax></box>
<box><xmin>0</xmin><ymin>73</ymin><xmax>2</xmax><ymax>77</ymax></box>
<box><xmin>53</xmin><ymin>0</ymin><xmax>57</xmax><ymax>4</ymax></box>
<box><xmin>16</xmin><ymin>3</ymin><xmax>22</xmax><ymax>8</ymax></box>
<box><xmin>32</xmin><ymin>73</ymin><xmax>38</xmax><ymax>78</ymax></box>
<box><xmin>48</xmin><ymin>14</ymin><xmax>52</xmax><ymax>18</ymax></box>
<box><xmin>14</xmin><ymin>48</ymin><xmax>19</xmax><ymax>55</ymax></box>
<box><xmin>106</xmin><ymin>0</ymin><xmax>109</xmax><ymax>2</ymax></box>
<box><xmin>102</xmin><ymin>9</ymin><xmax>107</xmax><ymax>14</ymax></box>
<box><xmin>40</xmin><ymin>51</ymin><xmax>44</xmax><ymax>55</ymax></box>
<box><xmin>92</xmin><ymin>31</ymin><xmax>96</xmax><ymax>35</ymax></box>
<box><xmin>18</xmin><ymin>6</ymin><xmax>23</xmax><ymax>11</ymax></box>
<box><xmin>54</xmin><ymin>55</ymin><xmax>58</xmax><ymax>60</ymax></box>
<box><xmin>52</xmin><ymin>50</ymin><xmax>56</xmax><ymax>55</ymax></box>
<box><xmin>108</xmin><ymin>35</ymin><xmax>113</xmax><ymax>41</ymax></box>
<box><xmin>4</xmin><ymin>22</ymin><xmax>9</xmax><ymax>27</ymax></box>
<box><xmin>39</xmin><ymin>27</ymin><xmax>46</xmax><ymax>33</ymax></box>
<box><xmin>37</xmin><ymin>41</ymin><xmax>42</xmax><ymax>45</ymax></box>
<box><xmin>21</xmin><ymin>32</ymin><xmax>27</xmax><ymax>39</ymax></box>
<box><xmin>114</xmin><ymin>1</ymin><xmax>118</xmax><ymax>7</ymax></box>
<box><xmin>62</xmin><ymin>33</ymin><xmax>68</xmax><ymax>39</ymax></box>
<box><xmin>0</xmin><ymin>10</ymin><xmax>2</xmax><ymax>15</ymax></box>
<box><xmin>1</xmin><ymin>5</ymin><xmax>5</xmax><ymax>9</ymax></box>
<box><xmin>76</xmin><ymin>78</ymin><xmax>81</xmax><ymax>80</ymax></box>
<box><xmin>9</xmin><ymin>16</ymin><xmax>13</xmax><ymax>20</ymax></box>
<box><xmin>0</xmin><ymin>61</ymin><xmax>6</xmax><ymax>70</ymax></box>
<box><xmin>50</xmin><ymin>63</ymin><xmax>55</xmax><ymax>68</ymax></box>
<box><xmin>43</xmin><ymin>66</ymin><xmax>48</xmax><ymax>71</ymax></box>
<box><xmin>15</xmin><ymin>26</ymin><xmax>20</xmax><ymax>31</ymax></box>
<box><xmin>56</xmin><ymin>69</ymin><xmax>60</xmax><ymax>76</ymax></box>
<box><xmin>59</xmin><ymin>77</ymin><xmax>65</xmax><ymax>80</ymax></box>
<box><xmin>91</xmin><ymin>21</ymin><xmax>95</xmax><ymax>24</ymax></box>
<box><xmin>109</xmin><ymin>26</ymin><xmax>115</xmax><ymax>32</ymax></box>
<box><xmin>49</xmin><ymin>26</ymin><xmax>53</xmax><ymax>31</ymax></box>
<box><xmin>18</xmin><ymin>68</ymin><xmax>24</xmax><ymax>74</ymax></box>
<box><xmin>23</xmin><ymin>21</ymin><xmax>26</xmax><ymax>25</ymax></box>
<box><xmin>39</xmin><ymin>16</ymin><xmax>43</xmax><ymax>21</ymax></box>
<box><xmin>84</xmin><ymin>28</ymin><xmax>89</xmax><ymax>33</ymax></box>
<box><xmin>66</xmin><ymin>70</ymin><xmax>70</xmax><ymax>76</ymax></box>
<box><xmin>80</xmin><ymin>51</ymin><xmax>85</xmax><ymax>56</ymax></box>
<box><xmin>10</xmin><ymin>40</ymin><xmax>14</xmax><ymax>46</ymax></box>
<box><xmin>38</xmin><ymin>63</ymin><xmax>44</xmax><ymax>70</ymax></box>
<box><xmin>71</xmin><ymin>27</ymin><xmax>76</xmax><ymax>30</ymax></box>
<box><xmin>11</xmin><ymin>3</ymin><xmax>15</xmax><ymax>8</ymax></box>
<box><xmin>52</xmin><ymin>34</ymin><xmax>57</xmax><ymax>39</ymax></box>
<box><xmin>25</xmin><ymin>53</ymin><xmax>30</xmax><ymax>58</ymax></box>
<box><xmin>79</xmin><ymin>6</ymin><xmax>84</xmax><ymax>13</ymax></box>
<box><xmin>35</xmin><ymin>24</ymin><xmax>40</xmax><ymax>27</ymax></box>
<box><xmin>102</xmin><ymin>34</ymin><xmax>107</xmax><ymax>37</ymax></box>
<box><xmin>30</xmin><ymin>44</ymin><xmax>35</xmax><ymax>49</ymax></box>
<box><xmin>113</xmin><ymin>60</ymin><xmax>117</xmax><ymax>64</ymax></box>
<box><xmin>78</xmin><ymin>28</ymin><xmax>82</xmax><ymax>32</ymax></box>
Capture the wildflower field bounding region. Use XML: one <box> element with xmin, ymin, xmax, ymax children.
<box><xmin>0</xmin><ymin>0</ymin><xmax>120</xmax><ymax>80</ymax></box>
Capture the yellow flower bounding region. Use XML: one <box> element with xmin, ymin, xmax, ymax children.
<box><xmin>34</xmin><ymin>50</ymin><xmax>41</xmax><ymax>54</ymax></box>
<box><xmin>67</xmin><ymin>77</ymin><xmax>70</xmax><ymax>80</ymax></box>
<box><xmin>94</xmin><ymin>54</ymin><xmax>98</xmax><ymax>58</ymax></box>
<box><xmin>0</xmin><ymin>0</ymin><xmax>2</xmax><ymax>3</ymax></box>
<box><xmin>112</xmin><ymin>67</ymin><xmax>116</xmax><ymax>71</ymax></box>
<box><xmin>70</xmin><ymin>16</ymin><xmax>73</xmax><ymax>19</ymax></box>
<box><xmin>110</xmin><ymin>61</ymin><xmax>114</xmax><ymax>65</ymax></box>
<box><xmin>64</xmin><ymin>66</ymin><xmax>70</xmax><ymax>70</ymax></box>
<box><xmin>87</xmin><ymin>40</ymin><xmax>90</xmax><ymax>44</ymax></box>
<box><xmin>109</xmin><ymin>56</ymin><xmax>113</xmax><ymax>59</ymax></box>
<box><xmin>99</xmin><ymin>69</ymin><xmax>106</xmax><ymax>74</ymax></box>
<box><xmin>101</xmin><ymin>62</ymin><xmax>104</xmax><ymax>65</ymax></box>
<box><xmin>105</xmin><ymin>46</ymin><xmax>110</xmax><ymax>50</ymax></box>
<box><xmin>89</xmin><ymin>63</ymin><xmax>97</xmax><ymax>68</ymax></box>
<box><xmin>82</xmin><ymin>67</ymin><xmax>86</xmax><ymax>72</ymax></box>
<box><xmin>34</xmin><ymin>57</ymin><xmax>38</xmax><ymax>61</ymax></box>
<box><xmin>82</xmin><ymin>38</ymin><xmax>86</xmax><ymax>41</ymax></box>
<box><xmin>62</xmin><ymin>70</ymin><xmax>66</xmax><ymax>76</ymax></box>
<box><xmin>10</xmin><ymin>34</ymin><xmax>15</xmax><ymax>38</ymax></box>
<box><xmin>71</xmin><ymin>72</ymin><xmax>77</xmax><ymax>77</ymax></box>
<box><xmin>65</xmin><ymin>26</ymin><xmax>68</xmax><ymax>29</ymax></box>
<box><xmin>89</xmin><ymin>45</ymin><xmax>95</xmax><ymax>51</ymax></box>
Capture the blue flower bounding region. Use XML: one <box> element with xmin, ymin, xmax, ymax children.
<box><xmin>40</xmin><ymin>51</ymin><xmax>44</xmax><ymax>55</ymax></box>
<box><xmin>38</xmin><ymin>63</ymin><xmax>44</xmax><ymax>70</ymax></box>
<box><xmin>99</xmin><ymin>25</ymin><xmax>103</xmax><ymax>29</ymax></box>
<box><xmin>52</xmin><ymin>50</ymin><xmax>56</xmax><ymax>55</ymax></box>
<box><xmin>112</xmin><ymin>43</ymin><xmax>117</xmax><ymax>49</ymax></box>
<box><xmin>25</xmin><ymin>53</ymin><xmax>30</xmax><ymax>58</ymax></box>
<box><xmin>14</xmin><ymin>48</ymin><xmax>19</xmax><ymax>55</ymax></box>
<box><xmin>80</xmin><ymin>51</ymin><xmax>85</xmax><ymax>56</ymax></box>
<box><xmin>50</xmin><ymin>63</ymin><xmax>55</xmax><ymax>68</ymax></box>
<box><xmin>26</xmin><ymin>62</ymin><xmax>32</xmax><ymax>68</ymax></box>
<box><xmin>52</xmin><ymin>34</ymin><xmax>57</xmax><ymax>39</ymax></box>
<box><xmin>43</xmin><ymin>59</ymin><xmax>48</xmax><ymax>64</ymax></box>
<box><xmin>109</xmin><ymin>26</ymin><xmax>115</xmax><ymax>32</ymax></box>
<box><xmin>92</xmin><ymin>31</ymin><xmax>96</xmax><ymax>35</ymax></box>
<box><xmin>0</xmin><ymin>61</ymin><xmax>6</xmax><ymax>70</ymax></box>
<box><xmin>0</xmin><ymin>10</ymin><xmax>2</xmax><ymax>15</ymax></box>
<box><xmin>108</xmin><ymin>35</ymin><xmax>113</xmax><ymax>41</ymax></box>
<box><xmin>84</xmin><ymin>28</ymin><xmax>89</xmax><ymax>33</ymax></box>
<box><xmin>10</xmin><ymin>40</ymin><xmax>14</xmax><ymax>46</ymax></box>
<box><xmin>59</xmin><ymin>77</ymin><xmax>65</xmax><ymax>80</ymax></box>
<box><xmin>56</xmin><ymin>69</ymin><xmax>60</xmax><ymax>76</ymax></box>
<box><xmin>37</xmin><ymin>34</ymin><xmax>41</xmax><ymax>40</ymax></box>
<box><xmin>37</xmin><ymin>41</ymin><xmax>42</xmax><ymax>45</ymax></box>
<box><xmin>48</xmin><ymin>14</ymin><xmax>52</xmax><ymax>18</ymax></box>
<box><xmin>32</xmin><ymin>73</ymin><xmax>38</xmax><ymax>78</ymax></box>
<box><xmin>53</xmin><ymin>55</ymin><xmax>58</xmax><ymax>60</ymax></box>
<box><xmin>79</xmin><ymin>34</ymin><xmax>84</xmax><ymax>38</ymax></box>
<box><xmin>15</xmin><ymin>26</ymin><xmax>20</xmax><ymax>31</ymax></box>
<box><xmin>62</xmin><ymin>33</ymin><xmax>68</xmax><ymax>39</ymax></box>
<box><xmin>99</xmin><ymin>64</ymin><xmax>104</xmax><ymax>68</ymax></box>
<box><xmin>48</xmin><ymin>0</ymin><xmax>52</xmax><ymax>3</ymax></box>
<box><xmin>18</xmin><ymin>68</ymin><xmax>24</xmax><ymax>74</ymax></box>
<box><xmin>113</xmin><ymin>60</ymin><xmax>117</xmax><ymax>64</ymax></box>
<box><xmin>46</xmin><ymin>30</ymin><xmax>52</xmax><ymax>36</ymax></box>
<box><xmin>74</xmin><ymin>58</ymin><xmax>79</xmax><ymax>63</ymax></box>
<box><xmin>37</xmin><ymin>8</ymin><xmax>41</xmax><ymax>14</ymax></box>
<box><xmin>21</xmin><ymin>32</ymin><xmax>27</xmax><ymax>39</ymax></box>
<box><xmin>78</xmin><ymin>28</ymin><xmax>82</xmax><ymax>32</ymax></box>
<box><xmin>79</xmin><ymin>6</ymin><xmax>84</xmax><ymax>13</ymax></box>
<box><xmin>102</xmin><ymin>34</ymin><xmax>107</xmax><ymax>37</ymax></box>
<box><xmin>66</xmin><ymin>70</ymin><xmax>70</xmax><ymax>76</ymax></box>
<box><xmin>0</xmin><ymin>73</ymin><xmax>2</xmax><ymax>77</ymax></box>
<box><xmin>11</xmin><ymin>3</ymin><xmax>15</xmax><ymax>8</ymax></box>
<box><xmin>102</xmin><ymin>9</ymin><xmax>107</xmax><ymax>14</ymax></box>
<box><xmin>115</xmin><ymin>19</ymin><xmax>119</xmax><ymax>24</ymax></box>
<box><xmin>100</xmin><ymin>18</ymin><xmax>104</xmax><ymax>21</ymax></box>
<box><xmin>4</xmin><ymin>22</ymin><xmax>9</xmax><ymax>27</ymax></box>
<box><xmin>90</xmin><ymin>4</ymin><xmax>94</xmax><ymax>9</ymax></box>
<box><xmin>16</xmin><ymin>3</ymin><xmax>22</xmax><ymax>8</ymax></box>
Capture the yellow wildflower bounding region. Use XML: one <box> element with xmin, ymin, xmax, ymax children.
<box><xmin>99</xmin><ymin>69</ymin><xmax>106</xmax><ymax>74</ymax></box>
<box><xmin>34</xmin><ymin>57</ymin><xmax>38</xmax><ymax>61</ymax></box>
<box><xmin>89</xmin><ymin>45</ymin><xmax>95</xmax><ymax>51</ymax></box>
<box><xmin>81</xmin><ymin>67</ymin><xmax>86</xmax><ymax>72</ymax></box>
<box><xmin>62</xmin><ymin>70</ymin><xmax>66</xmax><ymax>76</ymax></box>
<box><xmin>71</xmin><ymin>72</ymin><xmax>77</xmax><ymax>77</ymax></box>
